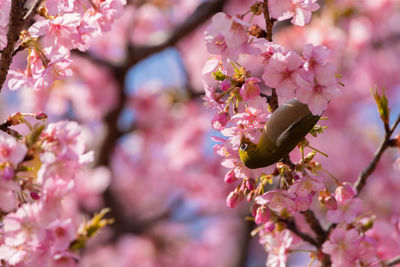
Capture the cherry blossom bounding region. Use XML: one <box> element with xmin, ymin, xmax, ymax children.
<box><xmin>262</xmin><ymin>51</ymin><xmax>303</xmax><ymax>99</ymax></box>
<box><xmin>296</xmin><ymin>63</ymin><xmax>341</xmax><ymax>114</ymax></box>
<box><xmin>256</xmin><ymin>190</ymin><xmax>297</xmax><ymax>214</ymax></box>
<box><xmin>268</xmin><ymin>0</ymin><xmax>320</xmax><ymax>26</ymax></box>
<box><xmin>204</xmin><ymin>12</ymin><xmax>258</xmax><ymax>61</ymax></box>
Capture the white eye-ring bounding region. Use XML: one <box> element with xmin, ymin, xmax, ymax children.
<box><xmin>240</xmin><ymin>143</ymin><xmax>249</xmax><ymax>151</ymax></box>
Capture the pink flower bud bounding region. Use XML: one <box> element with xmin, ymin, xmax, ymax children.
<box><xmin>226</xmin><ymin>191</ymin><xmax>240</xmax><ymax>208</ymax></box>
<box><xmin>255</xmin><ymin>205</ymin><xmax>270</xmax><ymax>225</ymax></box>
<box><xmin>245</xmin><ymin>178</ymin><xmax>255</xmax><ymax>190</ymax></box>
<box><xmin>2</xmin><ymin>166</ymin><xmax>14</xmax><ymax>180</ymax></box>
<box><xmin>263</xmin><ymin>221</ymin><xmax>275</xmax><ymax>232</ymax></box>
<box><xmin>246</xmin><ymin>191</ymin><xmax>255</xmax><ymax>202</ymax></box>
<box><xmin>220</xmin><ymin>79</ymin><xmax>231</xmax><ymax>91</ymax></box>
<box><xmin>30</xmin><ymin>191</ymin><xmax>40</xmax><ymax>200</ymax></box>
<box><xmin>224</xmin><ymin>169</ymin><xmax>237</xmax><ymax>183</ymax></box>
<box><xmin>239</xmin><ymin>77</ymin><xmax>261</xmax><ymax>101</ymax></box>
<box><xmin>325</xmin><ymin>196</ymin><xmax>338</xmax><ymax>210</ymax></box>
<box><xmin>335</xmin><ymin>182</ymin><xmax>356</xmax><ymax>204</ymax></box>
<box><xmin>211</xmin><ymin>112</ymin><xmax>230</xmax><ymax>130</ymax></box>
<box><xmin>35</xmin><ymin>112</ymin><xmax>48</xmax><ymax>120</ymax></box>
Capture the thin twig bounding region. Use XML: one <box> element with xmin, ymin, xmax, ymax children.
<box><xmin>281</xmin><ymin>218</ymin><xmax>319</xmax><ymax>247</ymax></box>
<box><xmin>22</xmin><ymin>0</ymin><xmax>43</xmax><ymax>27</ymax></box>
<box><xmin>354</xmin><ymin>115</ymin><xmax>400</xmax><ymax>194</ymax></box>
<box><xmin>125</xmin><ymin>0</ymin><xmax>227</xmax><ymax>67</ymax></box>
<box><xmin>301</xmin><ymin>210</ymin><xmax>328</xmax><ymax>245</ymax></box>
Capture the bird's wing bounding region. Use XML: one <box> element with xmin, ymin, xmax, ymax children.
<box><xmin>265</xmin><ymin>99</ymin><xmax>311</xmax><ymax>142</ymax></box>
<box><xmin>276</xmin><ymin>113</ymin><xmax>320</xmax><ymax>148</ymax></box>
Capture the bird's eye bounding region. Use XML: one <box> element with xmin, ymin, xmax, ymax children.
<box><xmin>240</xmin><ymin>143</ymin><xmax>249</xmax><ymax>151</ymax></box>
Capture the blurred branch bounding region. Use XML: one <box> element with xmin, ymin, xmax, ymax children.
<box><xmin>235</xmin><ymin>218</ymin><xmax>253</xmax><ymax>267</ymax></box>
<box><xmin>280</xmin><ymin>218</ymin><xmax>319</xmax><ymax>247</ymax></box>
<box><xmin>301</xmin><ymin>210</ymin><xmax>328</xmax><ymax>245</ymax></box>
<box><xmin>386</xmin><ymin>255</ymin><xmax>400</xmax><ymax>266</ymax></box>
<box><xmin>71</xmin><ymin>49</ymin><xmax>117</xmax><ymax>69</ymax></box>
<box><xmin>354</xmin><ymin>114</ymin><xmax>400</xmax><ymax>195</ymax></box>
<box><xmin>372</xmin><ymin>33</ymin><xmax>400</xmax><ymax>49</ymax></box>
<box><xmin>92</xmin><ymin>0</ymin><xmax>229</xmax><ymax>241</ymax></box>
<box><xmin>124</xmin><ymin>0</ymin><xmax>227</xmax><ymax>67</ymax></box>
<box><xmin>109</xmin><ymin>196</ymin><xmax>182</xmax><ymax>242</ymax></box>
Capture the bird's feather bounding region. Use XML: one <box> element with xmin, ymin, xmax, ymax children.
<box><xmin>264</xmin><ymin>99</ymin><xmax>311</xmax><ymax>143</ymax></box>
<box><xmin>276</xmin><ymin>113</ymin><xmax>320</xmax><ymax>149</ymax></box>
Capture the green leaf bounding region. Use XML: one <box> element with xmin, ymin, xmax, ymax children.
<box><xmin>371</xmin><ymin>88</ymin><xmax>390</xmax><ymax>125</ymax></box>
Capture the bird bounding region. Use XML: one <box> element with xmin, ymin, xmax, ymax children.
<box><xmin>239</xmin><ymin>98</ymin><xmax>320</xmax><ymax>169</ymax></box>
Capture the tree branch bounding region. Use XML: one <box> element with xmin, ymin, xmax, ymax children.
<box><xmin>124</xmin><ymin>0</ymin><xmax>227</xmax><ymax>67</ymax></box>
<box><xmin>301</xmin><ymin>210</ymin><xmax>328</xmax><ymax>246</ymax></box>
<box><xmin>386</xmin><ymin>255</ymin><xmax>400</xmax><ymax>266</ymax></box>
<box><xmin>92</xmin><ymin>0</ymin><xmax>229</xmax><ymax>241</ymax></box>
<box><xmin>262</xmin><ymin>0</ymin><xmax>279</xmax><ymax>112</ymax></box>
<box><xmin>262</xmin><ymin>0</ymin><xmax>276</xmax><ymax>42</ymax></box>
<box><xmin>22</xmin><ymin>0</ymin><xmax>43</xmax><ymax>27</ymax></box>
<box><xmin>0</xmin><ymin>1</ymin><xmax>26</xmax><ymax>91</ymax></box>
<box><xmin>354</xmin><ymin>115</ymin><xmax>400</xmax><ymax>195</ymax></box>
<box><xmin>280</xmin><ymin>217</ymin><xmax>319</xmax><ymax>247</ymax></box>
<box><xmin>0</xmin><ymin>0</ymin><xmax>43</xmax><ymax>91</ymax></box>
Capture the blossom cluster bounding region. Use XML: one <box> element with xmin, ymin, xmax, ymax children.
<box><xmin>201</xmin><ymin>2</ymin><xmax>383</xmax><ymax>266</ymax></box>
<box><xmin>0</xmin><ymin>113</ymin><xmax>104</xmax><ymax>266</ymax></box>
<box><xmin>0</xmin><ymin>0</ymin><xmax>125</xmax><ymax>91</ymax></box>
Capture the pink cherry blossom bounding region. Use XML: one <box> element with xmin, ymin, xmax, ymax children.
<box><xmin>288</xmin><ymin>176</ymin><xmax>325</xmax><ymax>196</ymax></box>
<box><xmin>322</xmin><ymin>227</ymin><xmax>378</xmax><ymax>267</ymax></box>
<box><xmin>0</xmin><ymin>131</ymin><xmax>27</xmax><ymax>166</ymax></box>
<box><xmin>295</xmin><ymin>63</ymin><xmax>341</xmax><ymax>114</ymax></box>
<box><xmin>327</xmin><ymin>198</ymin><xmax>364</xmax><ymax>224</ymax></box>
<box><xmin>254</xmin><ymin>40</ymin><xmax>285</xmax><ymax>64</ymax></box>
<box><xmin>256</xmin><ymin>190</ymin><xmax>297</xmax><ymax>214</ymax></box>
<box><xmin>255</xmin><ymin>205</ymin><xmax>271</xmax><ymax>224</ymax></box>
<box><xmin>32</xmin><ymin>52</ymin><xmax>73</xmax><ymax>90</ymax></box>
<box><xmin>335</xmin><ymin>182</ymin><xmax>356</xmax><ymax>204</ymax></box>
<box><xmin>239</xmin><ymin>77</ymin><xmax>261</xmax><ymax>101</ymax></box>
<box><xmin>211</xmin><ymin>111</ymin><xmax>230</xmax><ymax>131</ymax></box>
<box><xmin>322</xmin><ymin>227</ymin><xmax>361</xmax><ymax>267</ymax></box>
<box><xmin>0</xmin><ymin>0</ymin><xmax>10</xmax><ymax>50</ymax></box>
<box><xmin>39</xmin><ymin>121</ymin><xmax>93</xmax><ymax>182</ymax></box>
<box><xmin>263</xmin><ymin>51</ymin><xmax>303</xmax><ymax>99</ymax></box>
<box><xmin>88</xmin><ymin>0</ymin><xmax>124</xmax><ymax>33</ymax></box>
<box><xmin>204</xmin><ymin>12</ymin><xmax>258</xmax><ymax>61</ymax></box>
<box><xmin>46</xmin><ymin>219</ymin><xmax>77</xmax><ymax>251</ymax></box>
<box><xmin>74</xmin><ymin>167</ymin><xmax>111</xmax><ymax>211</ymax></box>
<box><xmin>46</xmin><ymin>0</ymin><xmax>77</xmax><ymax>15</ymax></box>
<box><xmin>29</xmin><ymin>13</ymin><xmax>84</xmax><ymax>50</ymax></box>
<box><xmin>302</xmin><ymin>43</ymin><xmax>331</xmax><ymax>69</ymax></box>
<box><xmin>7</xmin><ymin>70</ymin><xmax>36</xmax><ymax>91</ymax></box>
<box><xmin>268</xmin><ymin>0</ymin><xmax>320</xmax><ymax>26</ymax></box>
<box><xmin>0</xmin><ymin>179</ymin><xmax>20</xmax><ymax>212</ymax></box>
<box><xmin>260</xmin><ymin>229</ymin><xmax>301</xmax><ymax>267</ymax></box>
